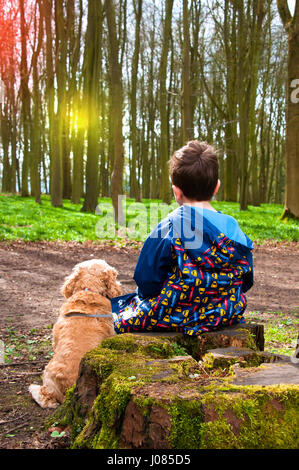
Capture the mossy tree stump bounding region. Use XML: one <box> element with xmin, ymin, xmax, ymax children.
<box><xmin>47</xmin><ymin>326</ymin><xmax>299</xmax><ymax>449</ymax></box>
<box><xmin>135</xmin><ymin>322</ymin><xmax>264</xmax><ymax>359</ymax></box>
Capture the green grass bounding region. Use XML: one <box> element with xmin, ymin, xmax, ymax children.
<box><xmin>2</xmin><ymin>312</ymin><xmax>298</xmax><ymax>364</ymax></box>
<box><xmin>246</xmin><ymin>310</ymin><xmax>299</xmax><ymax>357</ymax></box>
<box><xmin>212</xmin><ymin>201</ymin><xmax>299</xmax><ymax>244</ymax></box>
<box><xmin>0</xmin><ymin>193</ymin><xmax>298</xmax><ymax>243</ymax></box>
<box><xmin>3</xmin><ymin>325</ymin><xmax>53</xmax><ymax>364</ymax></box>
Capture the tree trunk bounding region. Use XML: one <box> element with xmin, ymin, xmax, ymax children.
<box><xmin>81</xmin><ymin>0</ymin><xmax>102</xmax><ymax>213</ymax></box>
<box><xmin>10</xmin><ymin>111</ymin><xmax>17</xmax><ymax>193</ymax></box>
<box><xmin>237</xmin><ymin>0</ymin><xmax>265</xmax><ymax>211</ymax></box>
<box><xmin>148</xmin><ymin>12</ymin><xmax>156</xmax><ymax>199</ymax></box>
<box><xmin>277</xmin><ymin>0</ymin><xmax>299</xmax><ymax>219</ymax></box>
<box><xmin>220</xmin><ymin>1</ymin><xmax>238</xmax><ymax>201</ymax></box>
<box><xmin>53</xmin><ymin>0</ymin><xmax>67</xmax><ymax>207</ymax></box>
<box><xmin>0</xmin><ymin>103</ymin><xmax>10</xmax><ymax>192</ymax></box>
<box><xmin>130</xmin><ymin>0</ymin><xmax>142</xmax><ymax>201</ymax></box>
<box><xmin>31</xmin><ymin>1</ymin><xmax>43</xmax><ymax>204</ymax></box>
<box><xmin>224</xmin><ymin>123</ymin><xmax>238</xmax><ymax>202</ymax></box>
<box><xmin>190</xmin><ymin>0</ymin><xmax>200</xmax><ymax>131</ymax></box>
<box><xmin>105</xmin><ymin>0</ymin><xmax>125</xmax><ymax>223</ymax></box>
<box><xmin>159</xmin><ymin>0</ymin><xmax>174</xmax><ymax>204</ymax></box>
<box><xmin>70</xmin><ymin>0</ymin><xmax>84</xmax><ymax>204</ymax></box>
<box><xmin>99</xmin><ymin>77</ymin><xmax>108</xmax><ymax>198</ymax></box>
<box><xmin>71</xmin><ymin>129</ymin><xmax>84</xmax><ymax>204</ymax></box>
<box><xmin>259</xmin><ymin>102</ymin><xmax>267</xmax><ymax>203</ymax></box>
<box><xmin>182</xmin><ymin>0</ymin><xmax>193</xmax><ymax>143</ymax></box>
<box><xmin>8</xmin><ymin>52</ymin><xmax>17</xmax><ymax>194</ymax></box>
<box><xmin>41</xmin><ymin>0</ymin><xmax>62</xmax><ymax>207</ymax></box>
<box><xmin>19</xmin><ymin>0</ymin><xmax>31</xmax><ymax>197</ymax></box>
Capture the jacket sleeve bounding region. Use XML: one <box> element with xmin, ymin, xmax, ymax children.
<box><xmin>134</xmin><ymin>221</ymin><xmax>173</xmax><ymax>299</ymax></box>
<box><xmin>242</xmin><ymin>250</ymin><xmax>254</xmax><ymax>293</ymax></box>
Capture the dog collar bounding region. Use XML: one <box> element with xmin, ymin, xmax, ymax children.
<box><xmin>65</xmin><ymin>312</ymin><xmax>113</xmax><ymax>318</ymax></box>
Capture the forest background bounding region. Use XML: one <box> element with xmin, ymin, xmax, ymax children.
<box><xmin>0</xmin><ymin>0</ymin><xmax>299</xmax><ymax>449</ymax></box>
<box><xmin>0</xmin><ymin>0</ymin><xmax>298</xmax><ymax>226</ymax></box>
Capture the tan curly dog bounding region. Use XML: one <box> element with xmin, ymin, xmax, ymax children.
<box><xmin>29</xmin><ymin>259</ymin><xmax>122</xmax><ymax>408</ymax></box>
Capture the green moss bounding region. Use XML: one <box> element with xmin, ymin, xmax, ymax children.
<box><xmin>132</xmin><ymin>395</ymin><xmax>155</xmax><ymax>417</ymax></box>
<box><xmin>128</xmin><ymin>383</ymin><xmax>299</xmax><ymax>449</ymax></box>
<box><xmin>202</xmin><ymin>419</ymin><xmax>240</xmax><ymax>448</ymax></box>
<box><xmin>101</xmin><ymin>335</ymin><xmax>139</xmax><ymax>353</ymax></box>
<box><xmin>236</xmin><ymin>328</ymin><xmax>258</xmax><ymax>351</ymax></box>
<box><xmin>100</xmin><ymin>333</ymin><xmax>181</xmax><ymax>359</ymax></box>
<box><xmin>174</xmin><ymin>335</ymin><xmax>201</xmax><ymax>359</ymax></box>
<box><xmin>73</xmin><ymin>375</ymin><xmax>133</xmax><ymax>449</ymax></box>
<box><xmin>45</xmin><ymin>385</ymin><xmax>86</xmax><ymax>441</ymax></box>
<box><xmin>45</xmin><ymin>334</ymin><xmax>299</xmax><ymax>449</ymax></box>
<box><xmin>202</xmin><ymin>350</ymin><xmax>268</xmax><ymax>370</ymax></box>
<box><xmin>200</xmin><ymin>385</ymin><xmax>299</xmax><ymax>449</ymax></box>
<box><xmin>49</xmin><ymin>337</ymin><xmax>196</xmax><ymax>448</ymax></box>
<box><xmin>173</xmin><ymin>327</ymin><xmax>258</xmax><ymax>361</ymax></box>
<box><xmin>143</xmin><ymin>340</ymin><xmax>174</xmax><ymax>358</ymax></box>
<box><xmin>171</xmin><ymin>342</ymin><xmax>189</xmax><ymax>356</ymax></box>
<box><xmin>167</xmin><ymin>399</ymin><xmax>203</xmax><ymax>449</ymax></box>
<box><xmin>82</xmin><ymin>348</ymin><xmax>188</xmax><ymax>385</ymax></box>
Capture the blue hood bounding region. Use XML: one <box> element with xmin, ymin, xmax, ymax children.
<box><xmin>167</xmin><ymin>205</ymin><xmax>253</xmax><ymax>260</ymax></box>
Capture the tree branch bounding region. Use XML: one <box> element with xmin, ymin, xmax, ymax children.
<box><xmin>276</xmin><ymin>0</ymin><xmax>292</xmax><ymax>28</ymax></box>
<box><xmin>294</xmin><ymin>0</ymin><xmax>299</xmax><ymax>25</ymax></box>
<box><xmin>198</xmin><ymin>53</ymin><xmax>228</xmax><ymax>120</ymax></box>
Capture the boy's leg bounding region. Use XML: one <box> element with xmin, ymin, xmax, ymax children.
<box><xmin>113</xmin><ymin>308</ymin><xmax>153</xmax><ymax>334</ymax></box>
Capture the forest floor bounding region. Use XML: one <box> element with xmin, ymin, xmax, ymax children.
<box><xmin>0</xmin><ymin>240</ymin><xmax>298</xmax><ymax>449</ymax></box>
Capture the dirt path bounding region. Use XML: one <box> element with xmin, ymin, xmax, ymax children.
<box><xmin>0</xmin><ymin>241</ymin><xmax>298</xmax><ymax>330</ymax></box>
<box><xmin>0</xmin><ymin>240</ymin><xmax>298</xmax><ymax>448</ymax></box>
<box><xmin>0</xmin><ymin>241</ymin><xmax>141</xmax><ymax>330</ymax></box>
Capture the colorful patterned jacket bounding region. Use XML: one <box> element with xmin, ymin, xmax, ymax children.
<box><xmin>112</xmin><ymin>205</ymin><xmax>253</xmax><ymax>336</ymax></box>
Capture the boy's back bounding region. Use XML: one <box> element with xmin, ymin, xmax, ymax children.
<box><xmin>113</xmin><ymin>205</ymin><xmax>253</xmax><ymax>335</ymax></box>
<box><xmin>111</xmin><ymin>140</ymin><xmax>254</xmax><ymax>336</ymax></box>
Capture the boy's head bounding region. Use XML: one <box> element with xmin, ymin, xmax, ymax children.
<box><xmin>170</xmin><ymin>140</ymin><xmax>219</xmax><ymax>202</ymax></box>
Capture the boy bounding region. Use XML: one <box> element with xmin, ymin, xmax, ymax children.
<box><xmin>112</xmin><ymin>140</ymin><xmax>253</xmax><ymax>336</ymax></box>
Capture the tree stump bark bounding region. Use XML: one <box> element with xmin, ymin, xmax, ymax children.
<box><xmin>46</xmin><ymin>330</ymin><xmax>299</xmax><ymax>449</ymax></box>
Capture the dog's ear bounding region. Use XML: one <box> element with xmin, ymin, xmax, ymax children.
<box><xmin>61</xmin><ymin>267</ymin><xmax>81</xmax><ymax>298</ymax></box>
<box><xmin>104</xmin><ymin>266</ymin><xmax>123</xmax><ymax>298</ymax></box>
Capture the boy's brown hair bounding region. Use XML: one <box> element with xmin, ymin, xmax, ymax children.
<box><xmin>169</xmin><ymin>140</ymin><xmax>218</xmax><ymax>201</ymax></box>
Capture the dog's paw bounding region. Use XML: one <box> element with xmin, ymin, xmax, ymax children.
<box><xmin>29</xmin><ymin>384</ymin><xmax>58</xmax><ymax>409</ymax></box>
<box><xmin>29</xmin><ymin>384</ymin><xmax>43</xmax><ymax>405</ymax></box>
